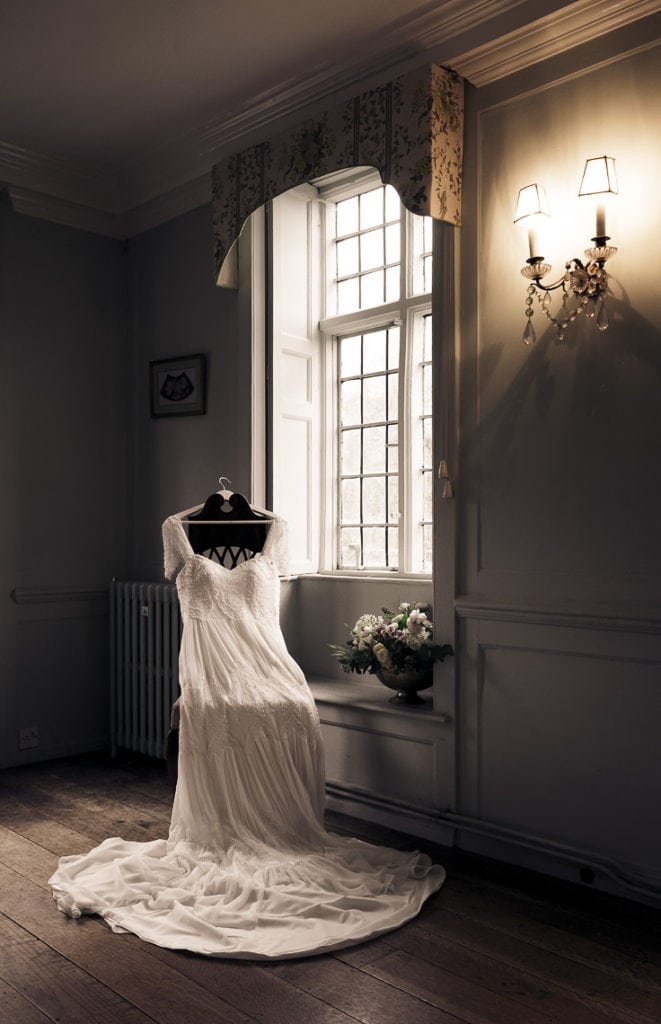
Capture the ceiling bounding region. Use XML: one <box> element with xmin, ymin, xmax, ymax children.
<box><xmin>1</xmin><ymin>0</ymin><xmax>446</xmax><ymax>168</ymax></box>
<box><xmin>0</xmin><ymin>0</ymin><xmax>656</xmax><ymax>235</ymax></box>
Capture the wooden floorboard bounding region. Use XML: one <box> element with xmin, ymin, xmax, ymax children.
<box><xmin>1</xmin><ymin>752</ymin><xmax>659</xmax><ymax>1024</ymax></box>
<box><xmin>0</xmin><ymin>979</ymin><xmax>56</xmax><ymax>1024</ymax></box>
<box><xmin>0</xmin><ymin>911</ymin><xmax>154</xmax><ymax>1024</ymax></box>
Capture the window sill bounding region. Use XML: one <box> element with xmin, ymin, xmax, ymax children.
<box><xmin>296</xmin><ymin>570</ymin><xmax>433</xmax><ymax>583</ymax></box>
<box><xmin>307</xmin><ymin>674</ymin><xmax>450</xmax><ymax>722</ymax></box>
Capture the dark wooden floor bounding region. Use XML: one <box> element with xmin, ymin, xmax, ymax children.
<box><xmin>1</xmin><ymin>754</ymin><xmax>660</xmax><ymax>1024</ymax></box>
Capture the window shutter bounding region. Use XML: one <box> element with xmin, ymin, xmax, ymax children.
<box><xmin>270</xmin><ymin>187</ymin><xmax>322</xmax><ymax>573</ymax></box>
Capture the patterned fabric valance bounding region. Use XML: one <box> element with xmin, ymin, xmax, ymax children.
<box><xmin>211</xmin><ymin>64</ymin><xmax>464</xmax><ymax>286</ymax></box>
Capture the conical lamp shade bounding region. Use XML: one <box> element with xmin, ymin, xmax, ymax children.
<box><xmin>578</xmin><ymin>156</ymin><xmax>618</xmax><ymax>196</ymax></box>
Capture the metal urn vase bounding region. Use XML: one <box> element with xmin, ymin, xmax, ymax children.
<box><xmin>375</xmin><ymin>667</ymin><xmax>433</xmax><ymax>705</ymax></box>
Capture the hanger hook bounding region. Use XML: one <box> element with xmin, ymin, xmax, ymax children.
<box><xmin>218</xmin><ymin>476</ymin><xmax>232</xmax><ymax>491</ymax></box>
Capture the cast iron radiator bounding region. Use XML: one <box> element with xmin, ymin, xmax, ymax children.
<box><xmin>110</xmin><ymin>580</ymin><xmax>181</xmax><ymax>758</ymax></box>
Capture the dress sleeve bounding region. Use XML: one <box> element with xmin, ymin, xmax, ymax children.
<box><xmin>261</xmin><ymin>514</ymin><xmax>290</xmax><ymax>577</ymax></box>
<box><xmin>162</xmin><ymin>516</ymin><xmax>191</xmax><ymax>581</ymax></box>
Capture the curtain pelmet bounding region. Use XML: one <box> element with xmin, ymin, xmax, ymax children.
<box><xmin>212</xmin><ymin>64</ymin><xmax>464</xmax><ymax>287</ymax></box>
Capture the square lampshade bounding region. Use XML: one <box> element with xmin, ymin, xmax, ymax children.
<box><xmin>514</xmin><ymin>183</ymin><xmax>550</xmax><ymax>225</ymax></box>
<box><xmin>578</xmin><ymin>156</ymin><xmax>618</xmax><ymax>197</ymax></box>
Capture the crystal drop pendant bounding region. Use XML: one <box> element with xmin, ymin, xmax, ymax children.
<box><xmin>596</xmin><ymin>300</ymin><xmax>609</xmax><ymax>332</ymax></box>
<box><xmin>522</xmin><ymin>319</ymin><xmax>536</xmax><ymax>346</ymax></box>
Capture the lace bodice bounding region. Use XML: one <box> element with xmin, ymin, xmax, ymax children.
<box><xmin>162</xmin><ymin>511</ymin><xmax>289</xmax><ymax>623</ymax></box>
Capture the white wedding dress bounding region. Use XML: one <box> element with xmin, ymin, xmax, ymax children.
<box><xmin>49</xmin><ymin>512</ymin><xmax>445</xmax><ymax>959</ymax></box>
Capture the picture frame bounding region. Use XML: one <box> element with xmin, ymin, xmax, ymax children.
<box><xmin>150</xmin><ymin>354</ymin><xmax>207</xmax><ymax>417</ymax></box>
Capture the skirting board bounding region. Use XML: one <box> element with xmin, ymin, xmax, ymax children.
<box><xmin>324</xmin><ymin>782</ymin><xmax>456</xmax><ymax>848</ymax></box>
<box><xmin>325</xmin><ymin>782</ymin><xmax>661</xmax><ymax>908</ymax></box>
<box><xmin>453</xmin><ymin>828</ymin><xmax>661</xmax><ymax>910</ymax></box>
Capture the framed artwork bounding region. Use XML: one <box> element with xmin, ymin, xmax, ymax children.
<box><xmin>150</xmin><ymin>354</ymin><xmax>207</xmax><ymax>417</ymax></box>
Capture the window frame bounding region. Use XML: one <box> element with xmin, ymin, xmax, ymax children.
<box><xmin>317</xmin><ymin>170</ymin><xmax>433</xmax><ymax>577</ymax></box>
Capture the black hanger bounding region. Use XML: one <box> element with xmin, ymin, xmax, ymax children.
<box><xmin>186</xmin><ymin>488</ymin><xmax>270</xmax><ymax>567</ymax></box>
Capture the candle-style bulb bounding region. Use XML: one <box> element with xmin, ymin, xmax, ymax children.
<box><xmin>578</xmin><ymin>156</ymin><xmax>617</xmax><ymax>242</ymax></box>
<box><xmin>514</xmin><ymin>183</ymin><xmax>549</xmax><ymax>260</ymax></box>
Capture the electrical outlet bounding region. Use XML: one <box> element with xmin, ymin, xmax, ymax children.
<box><xmin>19</xmin><ymin>726</ymin><xmax>39</xmax><ymax>750</ymax></box>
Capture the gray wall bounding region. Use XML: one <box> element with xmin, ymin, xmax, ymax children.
<box><xmin>0</xmin><ymin>199</ymin><xmax>253</xmax><ymax>769</ymax></box>
<box><xmin>126</xmin><ymin>204</ymin><xmax>251</xmax><ymax>581</ymax></box>
<box><xmin>0</xmin><ymin>197</ymin><xmax>128</xmax><ymax>767</ymax></box>
<box><xmin>453</xmin><ymin>24</ymin><xmax>661</xmax><ymax>898</ymax></box>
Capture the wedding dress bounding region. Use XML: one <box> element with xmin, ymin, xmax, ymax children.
<box><xmin>49</xmin><ymin>511</ymin><xmax>445</xmax><ymax>958</ymax></box>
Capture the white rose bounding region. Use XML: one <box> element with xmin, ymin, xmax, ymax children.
<box><xmin>373</xmin><ymin>643</ymin><xmax>393</xmax><ymax>669</ymax></box>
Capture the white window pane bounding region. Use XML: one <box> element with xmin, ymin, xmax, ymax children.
<box><xmin>423</xmin><ymin>216</ymin><xmax>433</xmax><ymax>251</ymax></box>
<box><xmin>360</xmin><ymin>188</ymin><xmax>383</xmax><ymax>230</ymax></box>
<box><xmin>340</xmin><ymin>335</ymin><xmax>361</xmax><ymax>378</ymax></box>
<box><xmin>362</xmin><ymin>527</ymin><xmax>385</xmax><ymax>567</ymax></box>
<box><xmin>340</xmin><ymin>378</ymin><xmax>361</xmax><ymax>425</ymax></box>
<box><xmin>388</xmin><ymin>328</ymin><xmax>400</xmax><ymax>368</ymax></box>
<box><xmin>387</xmin><ymin>423</ymin><xmax>398</xmax><ymax>473</ymax></box>
<box><xmin>361</xmin><ymin>270</ymin><xmax>383</xmax><ymax>309</ymax></box>
<box><xmin>341</xmin><ymin>428</ymin><xmax>361</xmax><ymax>475</ymax></box>
<box><xmin>423</xmin><ymin>416</ymin><xmax>432</xmax><ymax>467</ymax></box>
<box><xmin>387</xmin><ymin>371</ymin><xmax>398</xmax><ymax>418</ymax></box>
<box><xmin>423</xmin><ymin>315</ymin><xmax>432</xmax><ymax>362</ymax></box>
<box><xmin>422</xmin><ymin>525</ymin><xmax>432</xmax><ymax>571</ymax></box>
<box><xmin>423</xmin><ymin>470</ymin><xmax>432</xmax><ymax>520</ymax></box>
<box><xmin>363</xmin><ymin>476</ymin><xmax>385</xmax><ymax>523</ymax></box>
<box><xmin>385</xmin><ymin>185</ymin><xmax>400</xmax><ymax>222</ymax></box>
<box><xmin>385</xmin><ymin>265</ymin><xmax>399</xmax><ymax>302</ymax></box>
<box><xmin>385</xmin><ymin>223</ymin><xmax>400</xmax><ymax>264</ymax></box>
<box><xmin>362</xmin><ymin>330</ymin><xmax>386</xmax><ymax>374</ymax></box>
<box><xmin>337</xmin><ymin>196</ymin><xmax>358</xmax><ymax>236</ymax></box>
<box><xmin>341</xmin><ymin>477</ymin><xmax>361</xmax><ymax>523</ymax></box>
<box><xmin>387</xmin><ymin>476</ymin><xmax>399</xmax><ymax>522</ymax></box>
<box><xmin>423</xmin><ymin>363</ymin><xmax>432</xmax><ymax>413</ymax></box>
<box><xmin>387</xmin><ymin>526</ymin><xmax>399</xmax><ymax>568</ymax></box>
<box><xmin>338</xmin><ymin>277</ymin><xmax>359</xmax><ymax>314</ymax></box>
<box><xmin>423</xmin><ymin>254</ymin><xmax>432</xmax><ymax>293</ymax></box>
<box><xmin>340</xmin><ymin>527</ymin><xmax>361</xmax><ymax>568</ymax></box>
<box><xmin>411</xmin><ymin>213</ymin><xmax>432</xmax><ymax>295</ymax></box>
<box><xmin>362</xmin><ymin>426</ymin><xmax>386</xmax><ymax>473</ymax></box>
<box><xmin>337</xmin><ymin>236</ymin><xmax>358</xmax><ymax>277</ymax></box>
<box><xmin>363</xmin><ymin>374</ymin><xmax>386</xmax><ymax>423</ymax></box>
<box><xmin>360</xmin><ymin>229</ymin><xmax>383</xmax><ymax>272</ymax></box>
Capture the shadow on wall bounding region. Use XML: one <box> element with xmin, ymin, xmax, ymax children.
<box><xmin>459</xmin><ymin>278</ymin><xmax>661</xmax><ymax>582</ymax></box>
<box><xmin>468</xmin><ymin>282</ymin><xmax>661</xmax><ymax>475</ymax></box>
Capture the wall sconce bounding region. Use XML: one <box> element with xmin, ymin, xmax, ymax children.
<box><xmin>515</xmin><ymin>156</ymin><xmax>618</xmax><ymax>344</ymax></box>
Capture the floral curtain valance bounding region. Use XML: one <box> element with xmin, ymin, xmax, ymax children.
<box><xmin>211</xmin><ymin>64</ymin><xmax>464</xmax><ymax>286</ymax></box>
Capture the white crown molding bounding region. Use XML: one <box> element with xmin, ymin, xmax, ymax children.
<box><xmin>451</xmin><ymin>0</ymin><xmax>661</xmax><ymax>85</ymax></box>
<box><xmin>0</xmin><ymin>140</ymin><xmax>120</xmax><ymax>212</ymax></box>
<box><xmin>7</xmin><ymin>185</ymin><xmax>127</xmax><ymax>238</ymax></box>
<box><xmin>7</xmin><ymin>176</ymin><xmax>211</xmax><ymax>241</ymax></box>
<box><xmin>122</xmin><ymin>174</ymin><xmax>211</xmax><ymax>238</ymax></box>
<box><xmin>1</xmin><ymin>0</ymin><xmax>658</xmax><ymax>237</ymax></box>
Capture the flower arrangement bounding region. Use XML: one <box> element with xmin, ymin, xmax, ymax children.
<box><xmin>329</xmin><ymin>602</ymin><xmax>453</xmax><ymax>676</ymax></box>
